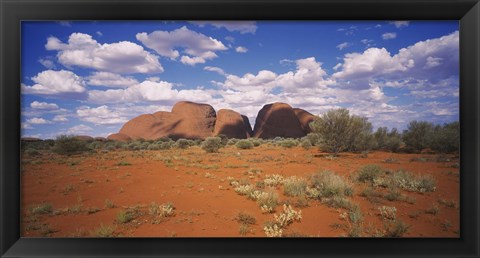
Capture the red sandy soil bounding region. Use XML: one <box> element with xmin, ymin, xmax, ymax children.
<box><xmin>21</xmin><ymin>146</ymin><xmax>459</xmax><ymax>237</ymax></box>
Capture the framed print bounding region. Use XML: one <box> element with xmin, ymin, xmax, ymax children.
<box><xmin>1</xmin><ymin>0</ymin><xmax>479</xmax><ymax>257</ymax></box>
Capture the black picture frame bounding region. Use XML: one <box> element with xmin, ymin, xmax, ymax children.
<box><xmin>1</xmin><ymin>0</ymin><xmax>479</xmax><ymax>257</ymax></box>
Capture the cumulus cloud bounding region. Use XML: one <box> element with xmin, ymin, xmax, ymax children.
<box><xmin>235</xmin><ymin>46</ymin><xmax>248</xmax><ymax>53</ymax></box>
<box><xmin>204</xmin><ymin>66</ymin><xmax>226</xmax><ymax>76</ymax></box>
<box><xmin>87</xmin><ymin>72</ymin><xmax>139</xmax><ymax>88</ymax></box>
<box><xmin>336</xmin><ymin>42</ymin><xmax>350</xmax><ymax>50</ymax></box>
<box><xmin>390</xmin><ymin>21</ymin><xmax>410</xmax><ymax>28</ymax></box>
<box><xmin>46</xmin><ymin>33</ymin><xmax>163</xmax><ymax>74</ymax></box>
<box><xmin>223</xmin><ymin>70</ymin><xmax>278</xmax><ymax>92</ymax></box>
<box><xmin>190</xmin><ymin>21</ymin><xmax>257</xmax><ymax>34</ymax></box>
<box><xmin>53</xmin><ymin>115</ymin><xmax>69</xmax><ymax>122</ymax></box>
<box><xmin>22</xmin><ymin>70</ymin><xmax>87</xmax><ymax>96</ymax></box>
<box><xmin>382</xmin><ymin>32</ymin><xmax>397</xmax><ymax>40</ymax></box>
<box><xmin>333</xmin><ymin>31</ymin><xmax>459</xmax><ymax>88</ymax></box>
<box><xmin>66</xmin><ymin>124</ymin><xmax>93</xmax><ymax>135</ymax></box>
<box><xmin>87</xmin><ymin>80</ymin><xmax>214</xmax><ymax>104</ymax></box>
<box><xmin>38</xmin><ymin>57</ymin><xmax>56</xmax><ymax>69</ymax></box>
<box><xmin>27</xmin><ymin>117</ymin><xmax>52</xmax><ymax>124</ymax></box>
<box><xmin>136</xmin><ymin>26</ymin><xmax>227</xmax><ymax>65</ymax></box>
<box><xmin>30</xmin><ymin>101</ymin><xmax>59</xmax><ymax>110</ymax></box>
<box><xmin>276</xmin><ymin>57</ymin><xmax>333</xmax><ymax>91</ymax></box>
<box><xmin>76</xmin><ymin>105</ymin><xmax>129</xmax><ymax>125</ymax></box>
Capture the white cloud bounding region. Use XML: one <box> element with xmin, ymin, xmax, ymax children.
<box><xmin>30</xmin><ymin>101</ymin><xmax>59</xmax><ymax>110</ymax></box>
<box><xmin>333</xmin><ymin>31</ymin><xmax>459</xmax><ymax>87</ymax></box>
<box><xmin>76</xmin><ymin>105</ymin><xmax>129</xmax><ymax>125</ymax></box>
<box><xmin>46</xmin><ymin>33</ymin><xmax>163</xmax><ymax>74</ymax></box>
<box><xmin>96</xmin><ymin>31</ymin><xmax>103</xmax><ymax>36</ymax></box>
<box><xmin>191</xmin><ymin>21</ymin><xmax>257</xmax><ymax>34</ymax></box>
<box><xmin>27</xmin><ymin>117</ymin><xmax>52</xmax><ymax>124</ymax></box>
<box><xmin>136</xmin><ymin>26</ymin><xmax>227</xmax><ymax>65</ymax></box>
<box><xmin>390</xmin><ymin>21</ymin><xmax>410</xmax><ymax>28</ymax></box>
<box><xmin>21</xmin><ymin>123</ymin><xmax>34</xmax><ymax>129</ymax></box>
<box><xmin>276</xmin><ymin>57</ymin><xmax>333</xmax><ymax>91</ymax></box>
<box><xmin>87</xmin><ymin>80</ymin><xmax>214</xmax><ymax>104</ymax></box>
<box><xmin>53</xmin><ymin>115</ymin><xmax>69</xmax><ymax>122</ymax></box>
<box><xmin>336</xmin><ymin>42</ymin><xmax>350</xmax><ymax>50</ymax></box>
<box><xmin>87</xmin><ymin>72</ymin><xmax>138</xmax><ymax>88</ymax></box>
<box><xmin>66</xmin><ymin>124</ymin><xmax>93</xmax><ymax>135</ymax></box>
<box><xmin>235</xmin><ymin>46</ymin><xmax>248</xmax><ymax>53</ymax></box>
<box><xmin>58</xmin><ymin>21</ymin><xmax>72</xmax><ymax>27</ymax></box>
<box><xmin>38</xmin><ymin>57</ymin><xmax>55</xmax><ymax>69</ymax></box>
<box><xmin>204</xmin><ymin>66</ymin><xmax>226</xmax><ymax>76</ymax></box>
<box><xmin>382</xmin><ymin>32</ymin><xmax>397</xmax><ymax>40</ymax></box>
<box><xmin>22</xmin><ymin>70</ymin><xmax>87</xmax><ymax>96</ymax></box>
<box><xmin>223</xmin><ymin>70</ymin><xmax>278</xmax><ymax>92</ymax></box>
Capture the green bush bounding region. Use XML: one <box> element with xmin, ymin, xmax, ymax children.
<box><xmin>52</xmin><ymin>135</ymin><xmax>91</xmax><ymax>155</ymax></box>
<box><xmin>356</xmin><ymin>165</ymin><xmax>384</xmax><ymax>183</ymax></box>
<box><xmin>283</xmin><ymin>177</ymin><xmax>307</xmax><ymax>197</ymax></box>
<box><xmin>310</xmin><ymin>108</ymin><xmax>374</xmax><ymax>156</ymax></box>
<box><xmin>201</xmin><ymin>137</ymin><xmax>223</xmax><ymax>153</ymax></box>
<box><xmin>402</xmin><ymin>121</ymin><xmax>434</xmax><ymax>152</ymax></box>
<box><xmin>236</xmin><ymin>140</ymin><xmax>254</xmax><ymax>149</ymax></box>
<box><xmin>310</xmin><ymin>170</ymin><xmax>353</xmax><ymax>198</ymax></box>
<box><xmin>300</xmin><ymin>139</ymin><xmax>312</xmax><ymax>149</ymax></box>
<box><xmin>227</xmin><ymin>138</ymin><xmax>239</xmax><ymax>145</ymax></box>
<box><xmin>279</xmin><ymin>139</ymin><xmax>298</xmax><ymax>148</ymax></box>
<box><xmin>175</xmin><ymin>138</ymin><xmax>191</xmax><ymax>149</ymax></box>
<box><xmin>216</xmin><ymin>134</ymin><xmax>229</xmax><ymax>147</ymax></box>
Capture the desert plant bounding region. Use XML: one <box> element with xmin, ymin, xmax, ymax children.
<box><xmin>201</xmin><ymin>137</ymin><xmax>222</xmax><ymax>153</ymax></box>
<box><xmin>283</xmin><ymin>176</ymin><xmax>307</xmax><ymax>197</ymax></box>
<box><xmin>116</xmin><ymin>210</ymin><xmax>135</xmax><ymax>224</ymax></box>
<box><xmin>175</xmin><ymin>138</ymin><xmax>191</xmax><ymax>149</ymax></box>
<box><xmin>92</xmin><ymin>224</ymin><xmax>116</xmax><ymax>237</ymax></box>
<box><xmin>300</xmin><ymin>139</ymin><xmax>313</xmax><ymax>149</ymax></box>
<box><xmin>257</xmin><ymin>191</ymin><xmax>279</xmax><ymax>213</ymax></box>
<box><xmin>310</xmin><ymin>170</ymin><xmax>353</xmax><ymax>198</ymax></box>
<box><xmin>30</xmin><ymin>203</ymin><xmax>53</xmax><ymax>215</ymax></box>
<box><xmin>52</xmin><ymin>135</ymin><xmax>90</xmax><ymax>155</ymax></box>
<box><xmin>278</xmin><ymin>139</ymin><xmax>298</xmax><ymax>148</ymax></box>
<box><xmin>356</xmin><ymin>165</ymin><xmax>383</xmax><ymax>184</ymax></box>
<box><xmin>402</xmin><ymin>120</ymin><xmax>434</xmax><ymax>152</ymax></box>
<box><xmin>235</xmin><ymin>140</ymin><xmax>254</xmax><ymax>149</ymax></box>
<box><xmin>378</xmin><ymin>206</ymin><xmax>397</xmax><ymax>220</ymax></box>
<box><xmin>310</xmin><ymin>108</ymin><xmax>374</xmax><ymax>156</ymax></box>
<box><xmin>236</xmin><ymin>212</ymin><xmax>256</xmax><ymax>225</ymax></box>
<box><xmin>384</xmin><ymin>220</ymin><xmax>409</xmax><ymax>237</ymax></box>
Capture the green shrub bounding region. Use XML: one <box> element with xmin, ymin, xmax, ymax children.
<box><xmin>279</xmin><ymin>139</ymin><xmax>298</xmax><ymax>148</ymax></box>
<box><xmin>25</xmin><ymin>148</ymin><xmax>41</xmax><ymax>156</ymax></box>
<box><xmin>236</xmin><ymin>212</ymin><xmax>256</xmax><ymax>225</ymax></box>
<box><xmin>92</xmin><ymin>224</ymin><xmax>116</xmax><ymax>237</ymax></box>
<box><xmin>30</xmin><ymin>203</ymin><xmax>53</xmax><ymax>215</ymax></box>
<box><xmin>175</xmin><ymin>138</ymin><xmax>191</xmax><ymax>149</ymax></box>
<box><xmin>310</xmin><ymin>108</ymin><xmax>374</xmax><ymax>156</ymax></box>
<box><xmin>283</xmin><ymin>177</ymin><xmax>307</xmax><ymax>197</ymax></box>
<box><xmin>201</xmin><ymin>137</ymin><xmax>223</xmax><ymax>153</ymax></box>
<box><xmin>356</xmin><ymin>165</ymin><xmax>383</xmax><ymax>183</ymax></box>
<box><xmin>227</xmin><ymin>138</ymin><xmax>239</xmax><ymax>145</ymax></box>
<box><xmin>236</xmin><ymin>140</ymin><xmax>254</xmax><ymax>149</ymax></box>
<box><xmin>116</xmin><ymin>210</ymin><xmax>134</xmax><ymax>224</ymax></box>
<box><xmin>216</xmin><ymin>134</ymin><xmax>229</xmax><ymax>146</ymax></box>
<box><xmin>52</xmin><ymin>135</ymin><xmax>90</xmax><ymax>155</ymax></box>
<box><xmin>402</xmin><ymin>121</ymin><xmax>434</xmax><ymax>152</ymax></box>
<box><xmin>311</xmin><ymin>170</ymin><xmax>353</xmax><ymax>198</ymax></box>
<box><xmin>300</xmin><ymin>139</ymin><xmax>312</xmax><ymax>149</ymax></box>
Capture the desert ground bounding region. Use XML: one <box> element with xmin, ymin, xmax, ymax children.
<box><xmin>21</xmin><ymin>143</ymin><xmax>459</xmax><ymax>238</ymax></box>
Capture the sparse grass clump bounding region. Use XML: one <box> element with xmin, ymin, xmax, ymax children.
<box><xmin>283</xmin><ymin>176</ymin><xmax>307</xmax><ymax>197</ymax></box>
<box><xmin>201</xmin><ymin>137</ymin><xmax>222</xmax><ymax>153</ymax></box>
<box><xmin>300</xmin><ymin>139</ymin><xmax>312</xmax><ymax>150</ymax></box>
<box><xmin>257</xmin><ymin>191</ymin><xmax>280</xmax><ymax>213</ymax></box>
<box><xmin>391</xmin><ymin>170</ymin><xmax>436</xmax><ymax>192</ymax></box>
<box><xmin>235</xmin><ymin>140</ymin><xmax>254</xmax><ymax>149</ymax></box>
<box><xmin>116</xmin><ymin>210</ymin><xmax>135</xmax><ymax>224</ymax></box>
<box><xmin>263</xmin><ymin>174</ymin><xmax>284</xmax><ymax>187</ymax></box>
<box><xmin>278</xmin><ymin>139</ymin><xmax>298</xmax><ymax>148</ymax></box>
<box><xmin>104</xmin><ymin>199</ymin><xmax>115</xmax><ymax>209</ymax></box>
<box><xmin>92</xmin><ymin>224</ymin><xmax>116</xmax><ymax>237</ymax></box>
<box><xmin>356</xmin><ymin>165</ymin><xmax>383</xmax><ymax>184</ymax></box>
<box><xmin>378</xmin><ymin>206</ymin><xmax>397</xmax><ymax>220</ymax></box>
<box><xmin>384</xmin><ymin>220</ymin><xmax>409</xmax><ymax>237</ymax></box>
<box><xmin>116</xmin><ymin>161</ymin><xmax>131</xmax><ymax>166</ymax></box>
<box><xmin>236</xmin><ymin>212</ymin><xmax>256</xmax><ymax>225</ymax></box>
<box><xmin>310</xmin><ymin>170</ymin><xmax>353</xmax><ymax>198</ymax></box>
<box><xmin>30</xmin><ymin>203</ymin><xmax>53</xmax><ymax>215</ymax></box>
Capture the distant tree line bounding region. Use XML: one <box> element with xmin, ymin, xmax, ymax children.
<box><xmin>309</xmin><ymin>108</ymin><xmax>459</xmax><ymax>156</ymax></box>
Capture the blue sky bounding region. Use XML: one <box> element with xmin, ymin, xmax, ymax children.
<box><xmin>21</xmin><ymin>21</ymin><xmax>459</xmax><ymax>139</ymax></box>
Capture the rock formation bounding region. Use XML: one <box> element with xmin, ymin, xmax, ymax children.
<box><xmin>253</xmin><ymin>102</ymin><xmax>306</xmax><ymax>139</ymax></box>
<box><xmin>114</xmin><ymin>101</ymin><xmax>216</xmax><ymax>140</ymax></box>
<box><xmin>293</xmin><ymin>108</ymin><xmax>316</xmax><ymax>134</ymax></box>
<box><xmin>108</xmin><ymin>101</ymin><xmax>317</xmax><ymax>141</ymax></box>
<box><xmin>213</xmin><ymin>109</ymin><xmax>252</xmax><ymax>139</ymax></box>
